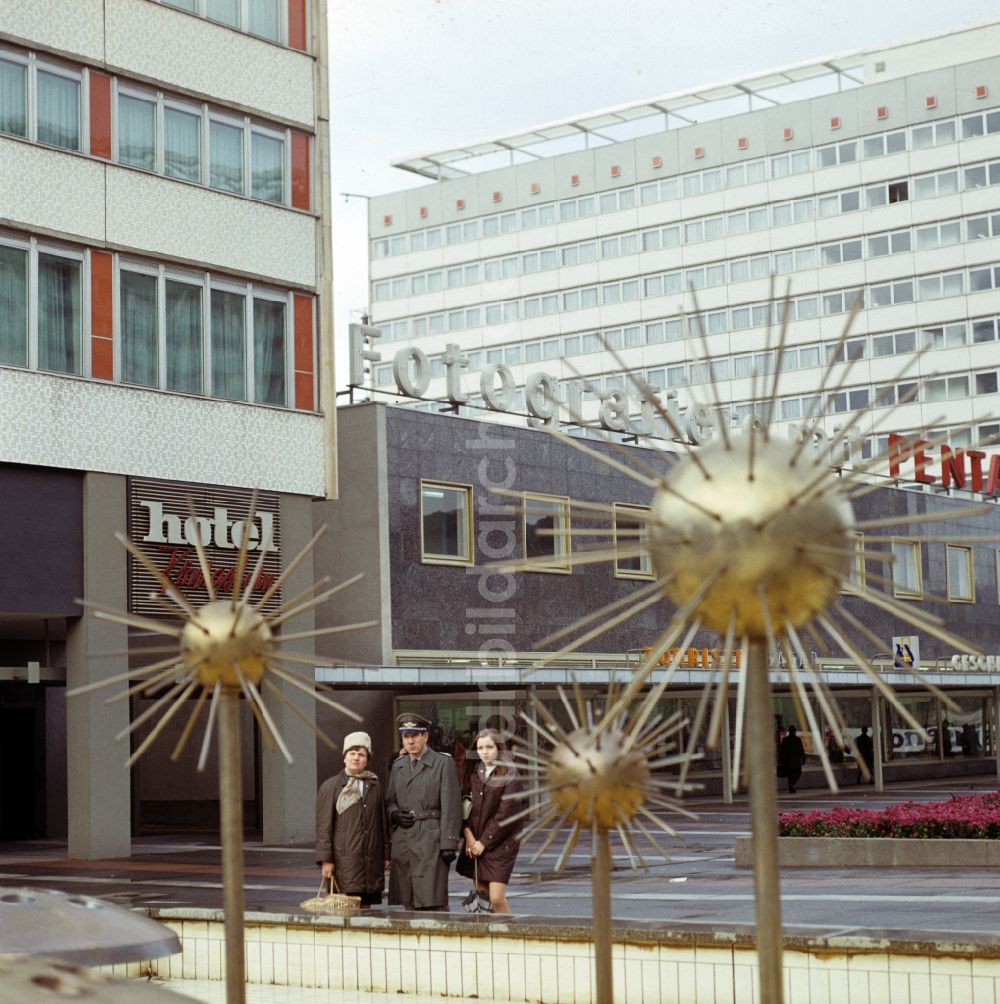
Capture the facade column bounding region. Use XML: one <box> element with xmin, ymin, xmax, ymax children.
<box><xmin>261</xmin><ymin>494</ymin><xmax>317</xmax><ymax>845</ymax></box>
<box><xmin>65</xmin><ymin>473</ymin><xmax>131</xmax><ymax>859</ymax></box>
<box><xmin>870</xmin><ymin>688</ymin><xmax>884</xmax><ymax>791</ymax></box>
<box><xmin>993</xmin><ymin>687</ymin><xmax>1000</xmax><ymax>782</ymax></box>
<box><xmin>720</xmin><ymin>695</ymin><xmax>733</xmax><ymax>805</ymax></box>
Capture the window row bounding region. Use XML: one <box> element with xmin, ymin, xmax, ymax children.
<box><xmin>372</xmin><ymin>161</ymin><xmax>1000</xmax><ymax>307</ymax></box>
<box><xmin>161</xmin><ymin>0</ymin><xmax>291</xmax><ymax>45</ymax></box>
<box><xmin>0</xmin><ymin>238</ymin><xmax>306</xmax><ymax>408</ymax></box>
<box><xmin>389</xmin><ymin>256</ymin><xmax>1000</xmax><ymax>347</ymax></box>
<box><xmin>418</xmin><ymin>481</ymin><xmax>985</xmax><ymax>603</ymax></box>
<box><xmin>0</xmin><ymin>46</ymin><xmax>306</xmax><ymax>208</ymax></box>
<box><xmin>374</xmin><ymin>313</ymin><xmax>1000</xmax><ymax>396</ymax></box>
<box><xmin>371</xmin><ymin>107</ymin><xmax>1000</xmax><ymax>258</ymax></box>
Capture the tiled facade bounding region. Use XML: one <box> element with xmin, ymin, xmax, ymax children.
<box><xmin>110</xmin><ymin>912</ymin><xmax>1000</xmax><ymax>1004</ymax></box>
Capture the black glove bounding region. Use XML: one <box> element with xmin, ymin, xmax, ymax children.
<box><xmin>390</xmin><ymin>809</ymin><xmax>415</xmax><ymax>829</ymax></box>
<box><xmin>440</xmin><ymin>848</ymin><xmax>457</xmax><ymax>864</ymax></box>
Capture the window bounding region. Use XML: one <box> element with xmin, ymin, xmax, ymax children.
<box><xmin>120</xmin><ymin>268</ymin><xmax>159</xmax><ymax>387</ymax></box>
<box><xmin>165</xmin><ymin>278</ymin><xmax>203</xmax><ymax>393</ymax></box>
<box><xmin>522</xmin><ymin>493</ymin><xmax>570</xmax><ymax>572</ymax></box>
<box><xmin>37</xmin><ymin>67</ymin><xmax>80</xmax><ymax>151</ymax></box>
<box><xmin>210</xmin><ymin>287</ymin><xmax>246</xmax><ymax>399</ymax></box>
<box><xmin>0</xmin><ymin>244</ymin><xmax>28</xmax><ymax>366</ymax></box>
<box><xmin>164</xmin><ymin>104</ymin><xmax>201</xmax><ymax>181</ymax></box>
<box><xmin>118</xmin><ymin>91</ymin><xmax>156</xmax><ymax>170</ymax></box>
<box><xmin>252</xmin><ymin>296</ymin><xmax>286</xmax><ymax>404</ymax></box>
<box><xmin>0</xmin><ymin>56</ymin><xmax>27</xmax><ymax>138</ymax></box>
<box><xmin>613</xmin><ymin>504</ymin><xmax>652</xmax><ymax>579</ymax></box>
<box><xmin>421</xmin><ymin>482</ymin><xmax>472</xmax><ymax>564</ymax></box>
<box><xmin>841</xmin><ymin>532</ymin><xmax>866</xmax><ymax>593</ymax></box>
<box><xmin>250</xmin><ymin>129</ymin><xmax>284</xmax><ymax>203</ymax></box>
<box><xmin>946</xmin><ymin>545</ymin><xmax>974</xmax><ymax>602</ymax></box>
<box><xmin>180</xmin><ymin>0</ymin><xmax>287</xmax><ymax>41</ymax></box>
<box><xmin>37</xmin><ymin>251</ymin><xmax>82</xmax><ymax>374</ymax></box>
<box><xmin>209</xmin><ymin>117</ymin><xmax>244</xmax><ymax>194</ymax></box>
<box><xmin>891</xmin><ymin>539</ymin><xmax>922</xmax><ymax>598</ymax></box>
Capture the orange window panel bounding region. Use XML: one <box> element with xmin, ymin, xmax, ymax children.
<box><xmin>293</xmin><ymin>294</ymin><xmax>315</xmax><ymax>410</ymax></box>
<box><xmin>89</xmin><ymin>72</ymin><xmax>112</xmax><ymax>160</ymax></box>
<box><xmin>287</xmin><ymin>0</ymin><xmax>308</xmax><ymax>51</ymax></box>
<box><xmin>291</xmin><ymin>131</ymin><xmax>311</xmax><ymax>211</ymax></box>
<box><xmin>90</xmin><ymin>251</ymin><xmax>114</xmax><ymax>379</ymax></box>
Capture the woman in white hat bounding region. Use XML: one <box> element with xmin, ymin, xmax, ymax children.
<box><xmin>315</xmin><ymin>731</ymin><xmax>388</xmax><ymax>907</ymax></box>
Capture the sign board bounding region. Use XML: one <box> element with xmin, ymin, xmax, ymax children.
<box><xmin>127</xmin><ymin>478</ymin><xmax>282</xmax><ymax>617</ymax></box>
<box><xmin>892</xmin><ymin>635</ymin><xmax>919</xmax><ymax>670</ymax></box>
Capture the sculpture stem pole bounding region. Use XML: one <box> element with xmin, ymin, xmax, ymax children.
<box><xmin>592</xmin><ymin>828</ymin><xmax>614</xmax><ymax>1004</ymax></box>
<box><xmin>218</xmin><ymin>688</ymin><xmax>247</xmax><ymax>1004</ymax></box>
<box><xmin>745</xmin><ymin>641</ymin><xmax>784</xmax><ymax>1004</ymax></box>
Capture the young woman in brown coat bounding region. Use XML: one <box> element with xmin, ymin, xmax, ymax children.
<box><xmin>458</xmin><ymin>728</ymin><xmax>523</xmax><ymax>914</ymax></box>
<box><xmin>315</xmin><ymin>731</ymin><xmax>387</xmax><ymax>906</ymax></box>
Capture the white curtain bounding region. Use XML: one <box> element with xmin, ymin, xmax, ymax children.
<box><xmin>118</xmin><ymin>94</ymin><xmax>155</xmax><ymax>170</ymax></box>
<box><xmin>164</xmin><ymin>107</ymin><xmax>200</xmax><ymax>182</ymax></box>
<box><xmin>0</xmin><ymin>246</ymin><xmax>27</xmax><ymax>366</ymax></box>
<box><xmin>37</xmin><ymin>253</ymin><xmax>81</xmax><ymax>374</ymax></box>
<box><xmin>248</xmin><ymin>0</ymin><xmax>281</xmax><ymax>40</ymax></box>
<box><xmin>211</xmin><ymin>289</ymin><xmax>245</xmax><ymax>400</ymax></box>
<box><xmin>251</xmin><ymin>132</ymin><xmax>283</xmax><ymax>203</ymax></box>
<box><xmin>166</xmin><ymin>280</ymin><xmax>203</xmax><ymax>393</ymax></box>
<box><xmin>206</xmin><ymin>0</ymin><xmax>239</xmax><ymax>27</ymax></box>
<box><xmin>210</xmin><ymin>120</ymin><xmax>243</xmax><ymax>194</ymax></box>
<box><xmin>37</xmin><ymin>70</ymin><xmax>79</xmax><ymax>150</ymax></box>
<box><xmin>0</xmin><ymin>59</ymin><xmax>26</xmax><ymax>137</ymax></box>
<box><xmin>120</xmin><ymin>270</ymin><xmax>158</xmax><ymax>387</ymax></box>
<box><xmin>252</xmin><ymin>298</ymin><xmax>285</xmax><ymax>405</ymax></box>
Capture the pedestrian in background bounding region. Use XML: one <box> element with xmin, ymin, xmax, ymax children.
<box><xmin>778</xmin><ymin>724</ymin><xmax>806</xmax><ymax>794</ymax></box>
<box><xmin>315</xmin><ymin>731</ymin><xmax>387</xmax><ymax>907</ymax></box>
<box><xmin>385</xmin><ymin>713</ymin><xmax>462</xmax><ymax>910</ymax></box>
<box><xmin>855</xmin><ymin>725</ymin><xmax>875</xmax><ymax>783</ymax></box>
<box><xmin>458</xmin><ymin>728</ymin><xmax>523</xmax><ymax>914</ymax></box>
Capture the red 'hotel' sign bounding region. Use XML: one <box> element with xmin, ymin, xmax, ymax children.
<box><xmin>888</xmin><ymin>433</ymin><xmax>1000</xmax><ymax>493</ymax></box>
<box><xmin>127</xmin><ymin>478</ymin><xmax>282</xmax><ymax>617</ymax></box>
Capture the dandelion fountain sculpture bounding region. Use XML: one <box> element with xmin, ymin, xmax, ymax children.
<box><xmin>68</xmin><ymin>498</ymin><xmax>376</xmax><ymax>1004</ymax></box>
<box><xmin>501</xmin><ymin>291</ymin><xmax>996</xmax><ymax>1004</ymax></box>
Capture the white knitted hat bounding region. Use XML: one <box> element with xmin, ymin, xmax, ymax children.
<box><xmin>342</xmin><ymin>731</ymin><xmax>372</xmax><ymax>753</ymax></box>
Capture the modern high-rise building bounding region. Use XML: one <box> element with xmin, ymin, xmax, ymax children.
<box><xmin>364</xmin><ymin>21</ymin><xmax>1000</xmax><ymax>464</ymax></box>
<box><xmin>0</xmin><ymin>0</ymin><xmax>333</xmax><ymax>855</ymax></box>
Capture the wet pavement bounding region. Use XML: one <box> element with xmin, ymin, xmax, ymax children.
<box><xmin>1</xmin><ymin>776</ymin><xmax>998</xmax><ymax>940</ymax></box>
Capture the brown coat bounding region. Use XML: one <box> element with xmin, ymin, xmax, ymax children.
<box><xmin>315</xmin><ymin>770</ymin><xmax>387</xmax><ymax>897</ymax></box>
<box><xmin>459</xmin><ymin>763</ymin><xmax>523</xmax><ymax>884</ymax></box>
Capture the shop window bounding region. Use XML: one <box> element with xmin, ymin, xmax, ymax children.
<box><xmin>522</xmin><ymin>493</ymin><xmax>570</xmax><ymax>573</ymax></box>
<box><xmin>420</xmin><ymin>482</ymin><xmax>472</xmax><ymax>565</ymax></box>
<box><xmin>891</xmin><ymin>539</ymin><xmax>922</xmax><ymax>598</ymax></box>
<box><xmin>946</xmin><ymin>545</ymin><xmax>974</xmax><ymax>602</ymax></box>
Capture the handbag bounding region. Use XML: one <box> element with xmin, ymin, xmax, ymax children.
<box><xmin>462</xmin><ymin>794</ymin><xmax>474</xmax><ymax>820</ymax></box>
<box><xmin>461</xmin><ymin>858</ymin><xmax>492</xmax><ymax>915</ymax></box>
<box><xmin>299</xmin><ymin>875</ymin><xmax>361</xmax><ymax>916</ymax></box>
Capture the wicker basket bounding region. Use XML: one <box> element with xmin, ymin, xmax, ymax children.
<box><xmin>299</xmin><ymin>876</ymin><xmax>361</xmax><ymax>916</ymax></box>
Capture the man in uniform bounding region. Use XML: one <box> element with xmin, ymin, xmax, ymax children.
<box><xmin>385</xmin><ymin>713</ymin><xmax>462</xmax><ymax>910</ymax></box>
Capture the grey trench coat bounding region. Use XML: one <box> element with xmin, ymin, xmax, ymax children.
<box><xmin>385</xmin><ymin>748</ymin><xmax>462</xmax><ymax>909</ymax></box>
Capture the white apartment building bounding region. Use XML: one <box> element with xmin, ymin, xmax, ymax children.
<box><xmin>365</xmin><ymin>21</ymin><xmax>1000</xmax><ymax>462</ymax></box>
<box><xmin>0</xmin><ymin>0</ymin><xmax>333</xmax><ymax>856</ymax></box>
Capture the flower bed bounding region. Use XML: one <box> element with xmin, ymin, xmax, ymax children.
<box><xmin>778</xmin><ymin>791</ymin><xmax>1000</xmax><ymax>839</ymax></box>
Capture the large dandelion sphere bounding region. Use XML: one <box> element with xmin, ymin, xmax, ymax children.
<box><xmin>180</xmin><ymin>600</ymin><xmax>272</xmax><ymax>687</ymax></box>
<box><xmin>547</xmin><ymin>728</ymin><xmax>651</xmax><ymax>829</ymax></box>
<box><xmin>650</xmin><ymin>438</ymin><xmax>854</xmax><ymax>639</ymax></box>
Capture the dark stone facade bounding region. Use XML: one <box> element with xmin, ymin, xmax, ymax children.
<box><xmin>381</xmin><ymin>405</ymin><xmax>1000</xmax><ymax>663</ymax></box>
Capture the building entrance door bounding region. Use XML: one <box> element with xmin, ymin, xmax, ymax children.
<box><xmin>0</xmin><ymin>705</ymin><xmax>39</xmax><ymax>840</ymax></box>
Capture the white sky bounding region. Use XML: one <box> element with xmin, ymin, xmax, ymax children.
<box><xmin>328</xmin><ymin>0</ymin><xmax>996</xmax><ymax>390</ymax></box>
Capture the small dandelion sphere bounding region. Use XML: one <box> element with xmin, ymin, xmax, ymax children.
<box><xmin>180</xmin><ymin>600</ymin><xmax>272</xmax><ymax>687</ymax></box>
<box><xmin>650</xmin><ymin>438</ymin><xmax>854</xmax><ymax>639</ymax></box>
<box><xmin>546</xmin><ymin>728</ymin><xmax>651</xmax><ymax>829</ymax></box>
